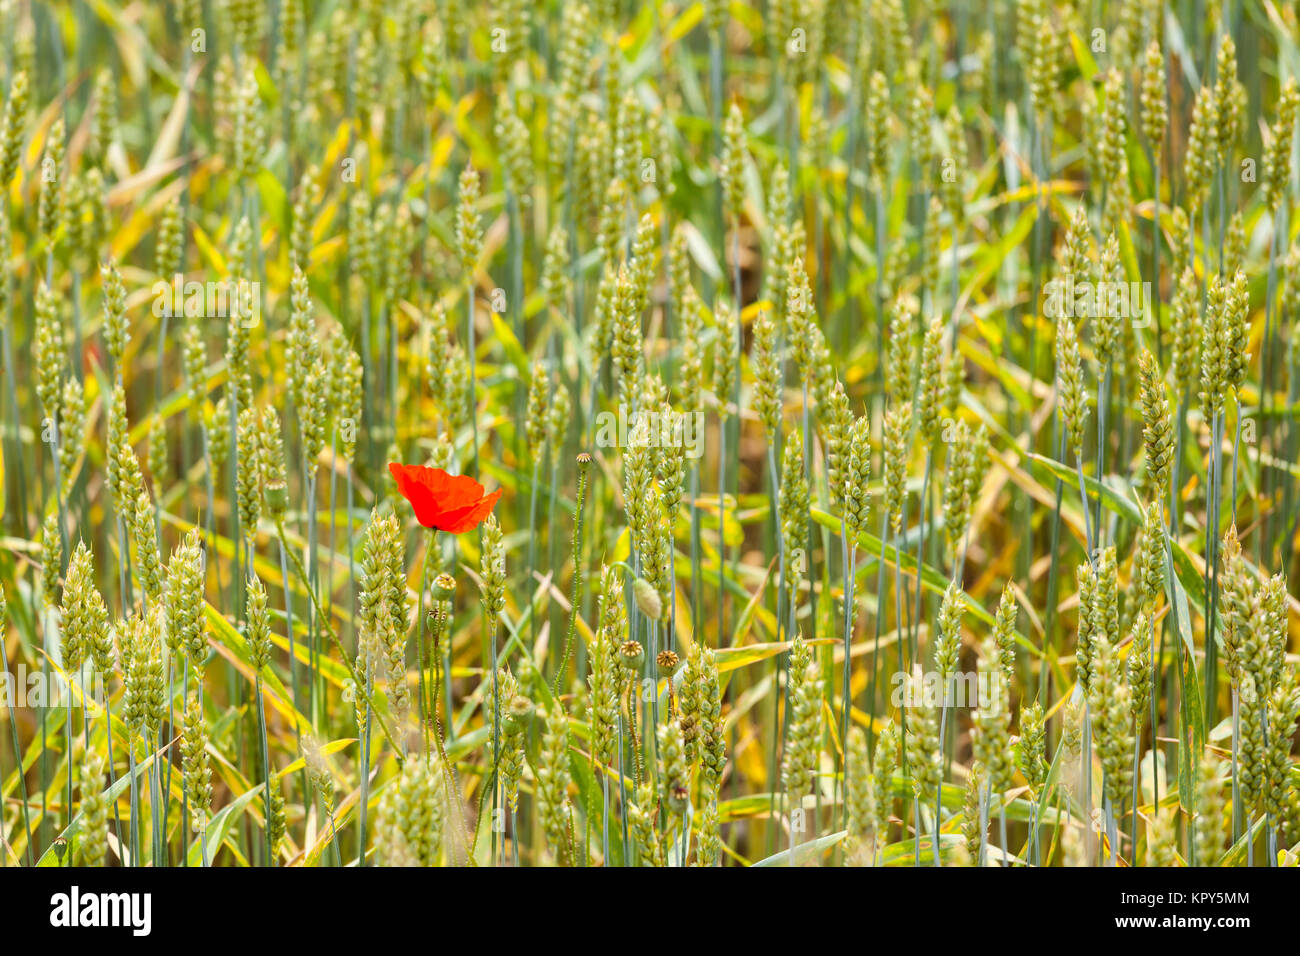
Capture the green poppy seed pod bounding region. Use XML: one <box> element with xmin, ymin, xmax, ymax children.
<box><xmin>619</xmin><ymin>639</ymin><xmax>645</xmax><ymax>671</ymax></box>
<box><xmin>656</xmin><ymin>650</ymin><xmax>679</xmax><ymax>679</ymax></box>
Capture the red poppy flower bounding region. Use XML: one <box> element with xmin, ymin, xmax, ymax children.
<box><xmin>388</xmin><ymin>463</ymin><xmax>503</xmax><ymax>533</ymax></box>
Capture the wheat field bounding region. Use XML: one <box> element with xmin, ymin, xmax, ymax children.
<box><xmin>0</xmin><ymin>0</ymin><xmax>1298</xmax><ymax>869</ymax></box>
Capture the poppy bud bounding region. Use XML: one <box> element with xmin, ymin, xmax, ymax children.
<box><xmin>632</xmin><ymin>577</ymin><xmax>662</xmax><ymax>620</ymax></box>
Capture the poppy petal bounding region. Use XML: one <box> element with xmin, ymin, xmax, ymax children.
<box><xmin>389</xmin><ymin>463</ymin><xmax>501</xmax><ymax>532</ymax></box>
<box><xmin>389</xmin><ymin>463</ymin><xmax>443</xmax><ymax>527</ymax></box>
<box><xmin>428</xmin><ymin>471</ymin><xmax>489</xmax><ymax>513</ymax></box>
<box><xmin>438</xmin><ymin>488</ymin><xmax>503</xmax><ymax>534</ymax></box>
